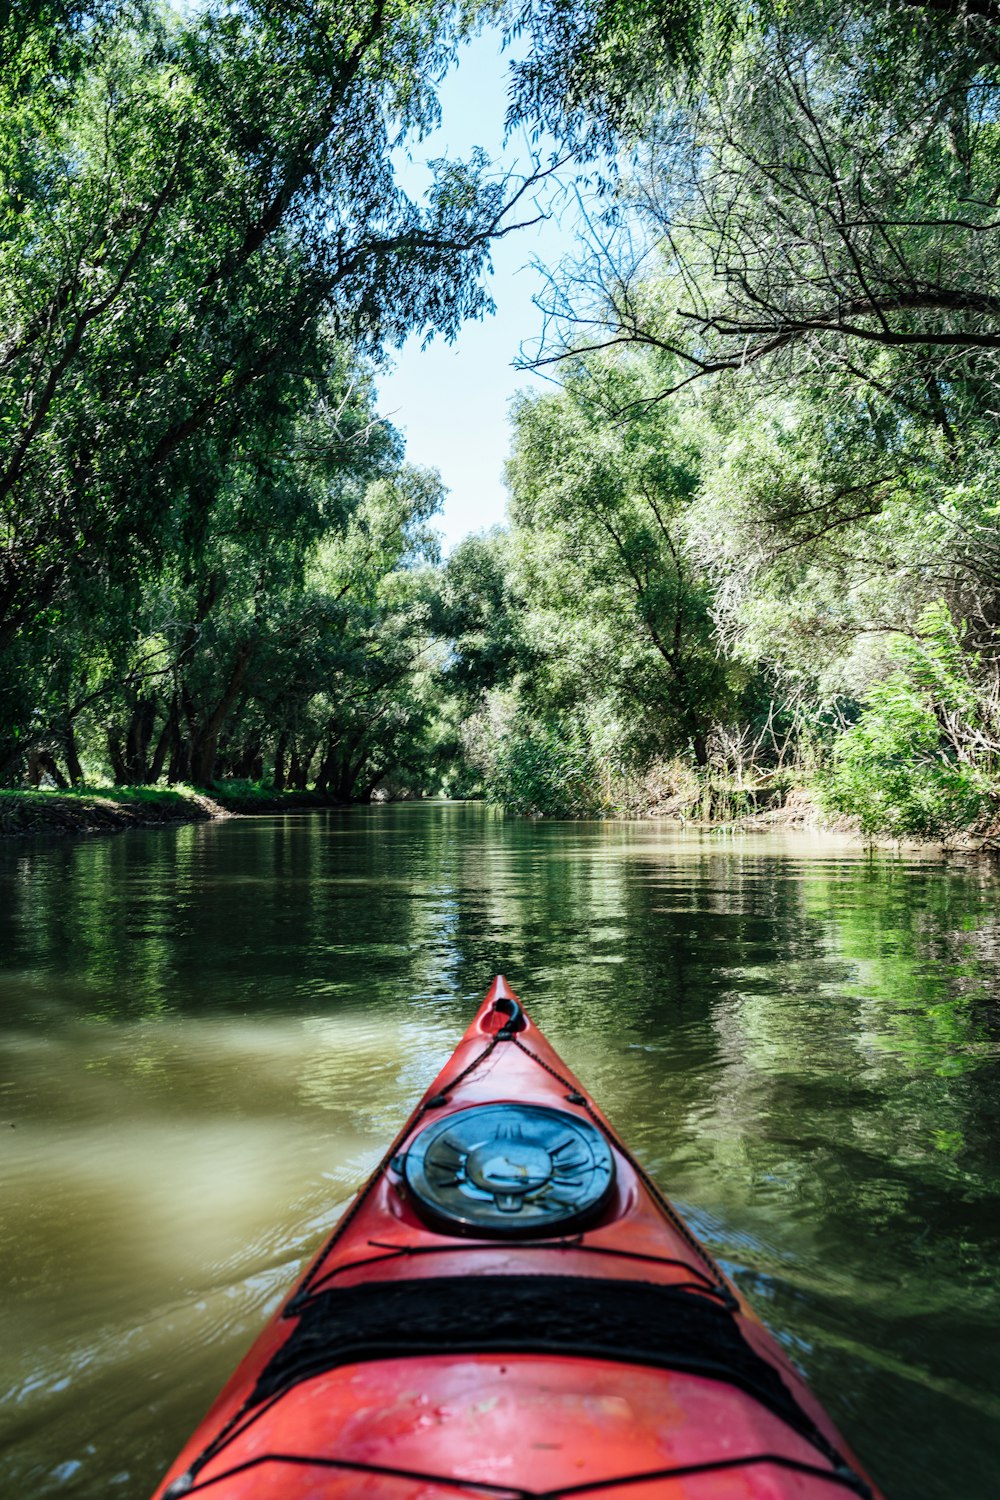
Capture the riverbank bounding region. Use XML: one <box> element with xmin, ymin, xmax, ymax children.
<box><xmin>609</xmin><ymin>761</ymin><xmax>1000</xmax><ymax>849</ymax></box>
<box><xmin>3</xmin><ymin>780</ymin><xmax>996</xmax><ymax>853</ymax></box>
<box><xmin>3</xmin><ymin>777</ymin><xmax>810</xmax><ymax>841</ymax></box>
<box><xmin>611</xmin><ymin>762</ymin><xmax>812</xmax><ymax>823</ymax></box>
<box><xmin>0</xmin><ymin>785</ymin><xmax>348</xmax><ymax>839</ymax></box>
<box><xmin>617</xmin><ymin>781</ymin><xmax>1000</xmax><ymax>851</ymax></box>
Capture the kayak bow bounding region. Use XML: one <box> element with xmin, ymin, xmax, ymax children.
<box><xmin>153</xmin><ymin>977</ymin><xmax>884</xmax><ymax>1500</ymax></box>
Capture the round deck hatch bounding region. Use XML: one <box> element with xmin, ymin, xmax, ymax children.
<box><xmin>403</xmin><ymin>1103</ymin><xmax>615</xmax><ymax>1237</ymax></box>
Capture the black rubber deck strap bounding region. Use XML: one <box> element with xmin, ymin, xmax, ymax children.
<box><xmin>179</xmin><ymin>1448</ymin><xmax>871</xmax><ymax>1499</ymax></box>
<box><xmin>250</xmin><ymin>1274</ymin><xmax>852</xmax><ymax>1481</ymax></box>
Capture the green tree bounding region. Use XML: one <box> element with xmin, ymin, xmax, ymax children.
<box><xmin>0</xmin><ymin>0</ymin><xmax>538</xmax><ymax>778</ymax></box>
<box><xmin>506</xmin><ymin>358</ymin><xmax>741</xmax><ymax>766</ymax></box>
<box><xmin>432</xmin><ymin>530</ymin><xmax>532</xmax><ymax>704</ymax></box>
<box><xmin>504</xmin><ymin>0</ymin><xmax>1000</xmax><ymax>830</ymax></box>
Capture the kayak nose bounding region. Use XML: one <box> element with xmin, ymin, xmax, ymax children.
<box><xmin>477</xmin><ymin>975</ymin><xmax>527</xmax><ymax>1036</ymax></box>
<box><xmin>151</xmin><ymin>976</ymin><xmax>885</xmax><ymax>1500</ymax></box>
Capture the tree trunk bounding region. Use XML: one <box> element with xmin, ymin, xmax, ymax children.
<box><xmin>233</xmin><ymin>740</ymin><xmax>262</xmax><ymax>779</ymax></box>
<box><xmin>190</xmin><ymin>642</ymin><xmax>253</xmax><ymax>786</ymax></box>
<box><xmin>312</xmin><ymin>741</ymin><xmax>335</xmax><ymax>794</ymax></box>
<box><xmin>107</xmin><ymin>730</ymin><xmax>128</xmax><ymax>784</ymax></box>
<box><xmin>149</xmin><ymin>695</ymin><xmax>179</xmax><ymax>784</ymax></box>
<box><xmin>125</xmin><ymin>696</ymin><xmax>157</xmax><ymax>784</ymax></box>
<box><xmin>273</xmin><ymin>731</ymin><xmax>288</xmax><ymax>791</ymax></box>
<box><xmin>62</xmin><ymin>724</ymin><xmax>84</xmax><ymax>785</ymax></box>
<box><xmin>168</xmin><ymin>706</ymin><xmax>189</xmax><ymax>784</ymax></box>
<box><xmin>295</xmin><ymin>740</ymin><xmax>318</xmax><ymax>790</ymax></box>
<box><xmin>29</xmin><ymin>749</ymin><xmax>69</xmax><ymax>789</ymax></box>
<box><xmin>39</xmin><ymin>751</ymin><xmax>69</xmax><ymax>789</ymax></box>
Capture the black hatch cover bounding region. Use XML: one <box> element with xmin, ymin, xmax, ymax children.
<box><xmin>403</xmin><ymin>1102</ymin><xmax>615</xmax><ymax>1237</ymax></box>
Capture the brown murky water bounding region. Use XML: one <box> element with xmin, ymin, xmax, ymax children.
<box><xmin>2</xmin><ymin>806</ymin><xmax>999</xmax><ymax>1497</ymax></box>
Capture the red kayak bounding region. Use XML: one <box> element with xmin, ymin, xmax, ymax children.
<box><xmin>153</xmin><ymin>978</ymin><xmax>883</xmax><ymax>1499</ymax></box>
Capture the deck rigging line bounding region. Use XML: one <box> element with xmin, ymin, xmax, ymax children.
<box><xmin>171</xmin><ymin>1447</ymin><xmax>874</xmax><ymax>1498</ymax></box>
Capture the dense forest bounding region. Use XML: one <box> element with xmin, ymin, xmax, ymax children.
<box><xmin>4</xmin><ymin>0</ymin><xmax>1000</xmax><ymax>839</ymax></box>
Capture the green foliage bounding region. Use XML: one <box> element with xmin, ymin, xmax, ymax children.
<box><xmin>0</xmin><ymin>0</ymin><xmax>530</xmax><ymax>794</ymax></box>
<box><xmin>820</xmin><ymin>605</ymin><xmax>994</xmax><ymax>840</ymax></box>
<box><xmin>432</xmin><ymin>531</ymin><xmax>532</xmax><ymax>704</ymax></box>
<box><xmin>487</xmin><ymin>0</ymin><xmax>1000</xmax><ymax>839</ymax></box>
<box><xmin>485</xmin><ymin>721</ymin><xmax>607</xmax><ymax>818</ymax></box>
<box><xmin>823</xmin><ymin>696</ymin><xmax>989</xmax><ymax>842</ymax></box>
<box><xmin>7</xmin><ymin>0</ymin><xmax>1000</xmax><ymax>842</ymax></box>
<box><xmin>501</xmin><ymin>358</ymin><xmax>746</xmax><ymax>769</ymax></box>
<box><xmin>509</xmin><ymin>0</ymin><xmax>748</xmax><ymax>153</ymax></box>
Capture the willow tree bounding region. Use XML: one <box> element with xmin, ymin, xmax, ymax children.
<box><xmin>508</xmin><ymin>0</ymin><xmax>1000</xmax><ymax>821</ymax></box>
<box><xmin>0</xmin><ymin>0</ymin><xmax>540</xmax><ymax>778</ymax></box>
<box><xmin>503</xmin><ymin>360</ymin><xmax>752</xmax><ymax>768</ymax></box>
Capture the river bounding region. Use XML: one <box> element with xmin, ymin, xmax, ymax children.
<box><xmin>2</xmin><ymin>804</ymin><xmax>999</xmax><ymax>1497</ymax></box>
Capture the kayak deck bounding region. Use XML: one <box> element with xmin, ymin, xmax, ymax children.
<box><xmin>154</xmin><ymin>979</ymin><xmax>882</xmax><ymax>1500</ymax></box>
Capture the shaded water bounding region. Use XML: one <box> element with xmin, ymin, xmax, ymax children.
<box><xmin>2</xmin><ymin>805</ymin><xmax>1000</xmax><ymax>1498</ymax></box>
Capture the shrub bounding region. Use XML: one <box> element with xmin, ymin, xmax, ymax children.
<box><xmin>820</xmin><ymin>604</ymin><xmax>993</xmax><ymax>840</ymax></box>
<box><xmin>485</xmin><ymin>723</ymin><xmax>606</xmax><ymax>818</ymax></box>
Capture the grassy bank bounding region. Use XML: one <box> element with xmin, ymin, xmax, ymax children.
<box><xmin>0</xmin><ymin>784</ymin><xmax>347</xmax><ymax>839</ymax></box>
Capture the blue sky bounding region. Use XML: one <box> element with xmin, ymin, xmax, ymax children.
<box><xmin>378</xmin><ymin>29</ymin><xmax>574</xmax><ymax>552</ymax></box>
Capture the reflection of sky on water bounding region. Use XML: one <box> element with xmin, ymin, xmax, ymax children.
<box><xmin>1</xmin><ymin>806</ymin><xmax>999</xmax><ymax>1497</ymax></box>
